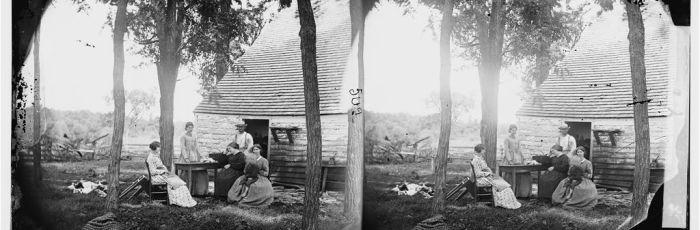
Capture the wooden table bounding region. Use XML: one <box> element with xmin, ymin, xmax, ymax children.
<box><xmin>322</xmin><ymin>165</ymin><xmax>346</xmax><ymax>192</ymax></box>
<box><xmin>174</xmin><ymin>162</ymin><xmax>222</xmax><ymax>195</ymax></box>
<box><xmin>498</xmin><ymin>164</ymin><xmax>549</xmax><ymax>197</ymax></box>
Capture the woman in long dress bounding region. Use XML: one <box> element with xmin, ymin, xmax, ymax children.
<box><xmin>146</xmin><ymin>141</ymin><xmax>197</xmax><ymax>207</ymax></box>
<box><xmin>538</xmin><ymin>145</ymin><xmax>569</xmax><ymax>199</ymax></box>
<box><xmin>552</xmin><ymin>147</ymin><xmax>598</xmax><ymax>209</ymax></box>
<box><xmin>179</xmin><ymin>122</ymin><xmax>207</xmax><ymax>195</ymax></box>
<box><xmin>472</xmin><ymin>144</ymin><xmax>521</xmax><ymax>209</ymax></box>
<box><xmin>502</xmin><ymin>124</ymin><xmax>532</xmax><ymax>197</ymax></box>
<box><xmin>214</xmin><ymin>142</ymin><xmax>246</xmax><ymax>198</ymax></box>
<box><xmin>228</xmin><ymin>144</ymin><xmax>274</xmax><ymax>207</ymax></box>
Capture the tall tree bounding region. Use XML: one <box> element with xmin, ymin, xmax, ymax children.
<box><xmin>296</xmin><ymin>0</ymin><xmax>322</xmax><ymax>229</ymax></box>
<box><xmin>106</xmin><ymin>0</ymin><xmax>128</xmax><ymax>211</ymax></box>
<box><xmin>152</xmin><ymin>0</ymin><xmax>186</xmax><ymax>170</ymax></box>
<box><xmin>345</xmin><ymin>0</ymin><xmax>373</xmax><ymax>224</ymax></box>
<box><xmin>347</xmin><ymin>1</ymin><xmax>378</xmax><ymax>225</ymax></box>
<box><xmin>123</xmin><ymin>0</ymin><xmax>269</xmax><ymax>169</ymax></box>
<box><xmin>32</xmin><ymin>24</ymin><xmax>42</xmax><ymax>183</ymax></box>
<box><xmin>475</xmin><ymin>0</ymin><xmax>507</xmax><ymax>169</ymax></box>
<box><xmin>12</xmin><ymin>2</ymin><xmax>50</xmax><ymax>171</ymax></box>
<box><xmin>402</xmin><ymin>0</ymin><xmax>596</xmax><ymax>169</ymax></box>
<box><xmin>432</xmin><ymin>0</ymin><xmax>454</xmax><ymax>214</ymax></box>
<box><xmin>624</xmin><ymin>0</ymin><xmax>651</xmax><ymax>226</ymax></box>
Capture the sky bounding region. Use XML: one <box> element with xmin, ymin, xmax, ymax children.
<box><xmin>359</xmin><ymin>1</ymin><xmax>525</xmax><ymax>123</ymax></box>
<box><xmin>22</xmin><ymin>0</ymin><xmax>525</xmax><ymax>124</ymax></box>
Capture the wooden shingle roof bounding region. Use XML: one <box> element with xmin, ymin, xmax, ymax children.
<box><xmin>518</xmin><ymin>4</ymin><xmax>672</xmax><ymax>119</ymax></box>
<box><xmin>195</xmin><ymin>0</ymin><xmax>350</xmax><ymax>116</ymax></box>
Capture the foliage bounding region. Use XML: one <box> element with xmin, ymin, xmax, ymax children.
<box><xmin>364</xmin><ymin>111</ymin><xmax>477</xmax><ymax>158</ymax></box>
<box><xmin>18</xmin><ymin>107</ymin><xmax>112</xmax><ymax>149</ymax></box>
<box><xmin>16</xmin><ymin>107</ymin><xmax>186</xmax><ymax>150</ymax></box>
<box><xmin>181</xmin><ymin>0</ymin><xmax>274</xmax><ymax>97</ymax></box>
<box><xmin>105</xmin><ymin>88</ymin><xmax>157</xmax><ymax>128</ymax></box>
<box><xmin>72</xmin><ymin>0</ymin><xmax>276</xmax><ymax>97</ymax></box>
<box><xmin>398</xmin><ymin>0</ymin><xmax>612</xmax><ymax>91</ymax></box>
<box><xmin>424</xmin><ymin>91</ymin><xmax>474</xmax><ymax>122</ymax></box>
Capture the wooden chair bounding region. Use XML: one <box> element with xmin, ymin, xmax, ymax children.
<box><xmin>446</xmin><ymin>161</ymin><xmax>494</xmax><ymax>205</ymax></box>
<box><xmin>145</xmin><ymin>161</ymin><xmax>169</xmax><ymax>203</ymax></box>
<box><xmin>468</xmin><ymin>161</ymin><xmax>494</xmax><ymax>205</ymax></box>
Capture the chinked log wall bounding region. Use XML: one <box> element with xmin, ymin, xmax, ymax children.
<box><xmin>195</xmin><ymin>113</ymin><xmax>348</xmax><ymax>191</ymax></box>
<box><xmin>517</xmin><ymin>115</ymin><xmax>666</xmax><ymax>192</ymax></box>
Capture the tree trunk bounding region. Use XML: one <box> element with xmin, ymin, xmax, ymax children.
<box><xmin>476</xmin><ymin>0</ymin><xmax>506</xmax><ymax>170</ymax></box>
<box><xmin>106</xmin><ymin>0</ymin><xmax>128</xmax><ymax>211</ymax></box>
<box><xmin>345</xmin><ymin>0</ymin><xmax>365</xmax><ymax>224</ymax></box>
<box><xmin>625</xmin><ymin>1</ymin><xmax>650</xmax><ymax>226</ymax></box>
<box><xmin>297</xmin><ymin>0</ymin><xmax>322</xmax><ymax>229</ymax></box>
<box><xmin>155</xmin><ymin>0</ymin><xmax>184</xmax><ymax>170</ymax></box>
<box><xmin>533</xmin><ymin>42</ymin><xmax>552</xmax><ymax>88</ymax></box>
<box><xmin>531</xmin><ymin>4</ymin><xmax>554</xmax><ymax>89</ymax></box>
<box><xmin>32</xmin><ymin>24</ymin><xmax>42</xmax><ymax>183</ymax></box>
<box><xmin>158</xmin><ymin>70</ymin><xmax>177</xmax><ymax>170</ymax></box>
<box><xmin>432</xmin><ymin>0</ymin><xmax>454</xmax><ymax>214</ymax></box>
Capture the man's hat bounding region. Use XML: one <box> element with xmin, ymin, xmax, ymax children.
<box><xmin>235</xmin><ymin>123</ymin><xmax>247</xmax><ymax>127</ymax></box>
<box><xmin>558</xmin><ymin>123</ymin><xmax>570</xmax><ymax>130</ymax></box>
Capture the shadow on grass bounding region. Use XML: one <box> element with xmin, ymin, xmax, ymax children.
<box><xmin>363</xmin><ymin>163</ymin><xmax>628</xmax><ymax>230</ymax></box>
<box><xmin>13</xmin><ymin>160</ymin><xmax>347</xmax><ymax>230</ymax></box>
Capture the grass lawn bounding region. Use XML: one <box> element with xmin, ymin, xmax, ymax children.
<box><xmin>12</xmin><ymin>158</ymin><xmax>348</xmax><ymax>230</ymax></box>
<box><xmin>363</xmin><ymin>161</ymin><xmax>630</xmax><ymax>230</ymax></box>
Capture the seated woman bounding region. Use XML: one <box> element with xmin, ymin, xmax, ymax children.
<box><xmin>538</xmin><ymin>144</ymin><xmax>569</xmax><ymax>200</ymax></box>
<box><xmin>213</xmin><ymin>142</ymin><xmax>246</xmax><ymax>198</ymax></box>
<box><xmin>146</xmin><ymin>141</ymin><xmax>197</xmax><ymax>207</ymax></box>
<box><xmin>227</xmin><ymin>144</ymin><xmax>274</xmax><ymax>207</ymax></box>
<box><xmin>552</xmin><ymin>146</ymin><xmax>598</xmax><ymax>209</ymax></box>
<box><xmin>471</xmin><ymin>144</ymin><xmax>521</xmax><ymax>209</ymax></box>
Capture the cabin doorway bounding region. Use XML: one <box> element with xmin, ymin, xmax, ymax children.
<box><xmin>565</xmin><ymin>121</ymin><xmax>592</xmax><ymax>160</ymax></box>
<box><xmin>244</xmin><ymin>119</ymin><xmax>270</xmax><ymax>159</ymax></box>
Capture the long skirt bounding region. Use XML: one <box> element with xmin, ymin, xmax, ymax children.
<box><xmin>152</xmin><ymin>174</ymin><xmax>197</xmax><ymax>207</ymax></box>
<box><xmin>227</xmin><ymin>176</ymin><xmax>274</xmax><ymax>207</ymax></box>
<box><xmin>214</xmin><ymin>168</ymin><xmax>243</xmax><ymax>197</ymax></box>
<box><xmin>538</xmin><ymin>171</ymin><xmax>567</xmax><ymax>199</ymax></box>
<box><xmin>504</xmin><ymin>172</ymin><xmax>533</xmax><ymax>198</ymax></box>
<box><xmin>552</xmin><ymin>178</ymin><xmax>598</xmax><ymax>210</ymax></box>
<box><xmin>490</xmin><ymin>177</ymin><xmax>522</xmax><ymax>209</ymax></box>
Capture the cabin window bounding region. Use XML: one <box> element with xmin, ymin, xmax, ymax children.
<box><xmin>270</xmin><ymin>126</ymin><xmax>299</xmax><ymax>145</ymax></box>
<box><xmin>592</xmin><ymin>129</ymin><xmax>622</xmax><ymax>148</ymax></box>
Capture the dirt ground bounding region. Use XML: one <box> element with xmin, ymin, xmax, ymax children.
<box><xmin>363</xmin><ymin>161</ymin><xmax>631</xmax><ymax>230</ymax></box>
<box><xmin>12</xmin><ymin>158</ymin><xmax>349</xmax><ymax>230</ymax></box>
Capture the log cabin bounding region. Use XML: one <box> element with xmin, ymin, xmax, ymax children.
<box><xmin>516</xmin><ymin>2</ymin><xmax>683</xmax><ymax>192</ymax></box>
<box><xmin>193</xmin><ymin>0</ymin><xmax>354</xmax><ymax>191</ymax></box>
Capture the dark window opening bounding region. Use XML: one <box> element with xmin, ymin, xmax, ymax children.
<box><xmin>565</xmin><ymin>121</ymin><xmax>592</xmax><ymax>160</ymax></box>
